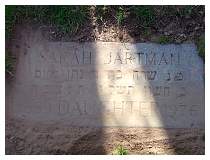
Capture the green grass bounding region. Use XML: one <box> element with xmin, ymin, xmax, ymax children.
<box><xmin>5</xmin><ymin>6</ymin><xmax>89</xmax><ymax>37</ymax></box>
<box><xmin>95</xmin><ymin>5</ymin><xmax>155</xmax><ymax>27</ymax></box>
<box><xmin>157</xmin><ymin>35</ymin><xmax>172</xmax><ymax>44</ymax></box>
<box><xmin>132</xmin><ymin>6</ymin><xmax>155</xmax><ymax>27</ymax></box>
<box><xmin>180</xmin><ymin>6</ymin><xmax>194</xmax><ymax>17</ymax></box>
<box><xmin>196</xmin><ymin>35</ymin><xmax>205</xmax><ymax>60</ymax></box>
<box><xmin>47</xmin><ymin>6</ymin><xmax>88</xmax><ymax>33</ymax></box>
<box><xmin>5</xmin><ymin>6</ymin><xmax>17</xmax><ymax>38</ymax></box>
<box><xmin>162</xmin><ymin>6</ymin><xmax>199</xmax><ymax>18</ymax></box>
<box><xmin>115</xmin><ymin>7</ymin><xmax>126</xmax><ymax>26</ymax></box>
<box><xmin>6</xmin><ymin>5</ymin><xmax>204</xmax><ymax>46</ymax></box>
<box><xmin>113</xmin><ymin>145</ymin><xmax>128</xmax><ymax>155</ymax></box>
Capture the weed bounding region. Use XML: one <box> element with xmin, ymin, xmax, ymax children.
<box><xmin>113</xmin><ymin>145</ymin><xmax>128</xmax><ymax>155</ymax></box>
<box><xmin>115</xmin><ymin>7</ymin><xmax>126</xmax><ymax>26</ymax></box>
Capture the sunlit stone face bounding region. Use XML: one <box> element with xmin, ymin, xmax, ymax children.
<box><xmin>9</xmin><ymin>40</ymin><xmax>204</xmax><ymax>128</ymax></box>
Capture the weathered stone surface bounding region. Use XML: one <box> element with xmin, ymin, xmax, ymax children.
<box><xmin>8</xmin><ymin>38</ymin><xmax>204</xmax><ymax>128</ymax></box>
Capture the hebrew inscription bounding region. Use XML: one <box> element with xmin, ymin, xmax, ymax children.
<box><xmin>10</xmin><ymin>42</ymin><xmax>205</xmax><ymax>128</ymax></box>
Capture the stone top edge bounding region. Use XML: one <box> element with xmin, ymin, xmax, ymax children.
<box><xmin>48</xmin><ymin>41</ymin><xmax>196</xmax><ymax>46</ymax></box>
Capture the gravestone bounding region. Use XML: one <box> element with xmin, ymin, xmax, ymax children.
<box><xmin>8</xmin><ymin>40</ymin><xmax>205</xmax><ymax>128</ymax></box>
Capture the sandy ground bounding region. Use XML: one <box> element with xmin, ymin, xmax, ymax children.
<box><xmin>5</xmin><ymin>118</ymin><xmax>204</xmax><ymax>155</ymax></box>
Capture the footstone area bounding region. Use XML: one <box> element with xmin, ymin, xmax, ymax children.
<box><xmin>7</xmin><ymin>32</ymin><xmax>204</xmax><ymax>128</ymax></box>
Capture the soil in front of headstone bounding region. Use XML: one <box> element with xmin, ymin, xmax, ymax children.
<box><xmin>6</xmin><ymin>118</ymin><xmax>204</xmax><ymax>155</ymax></box>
